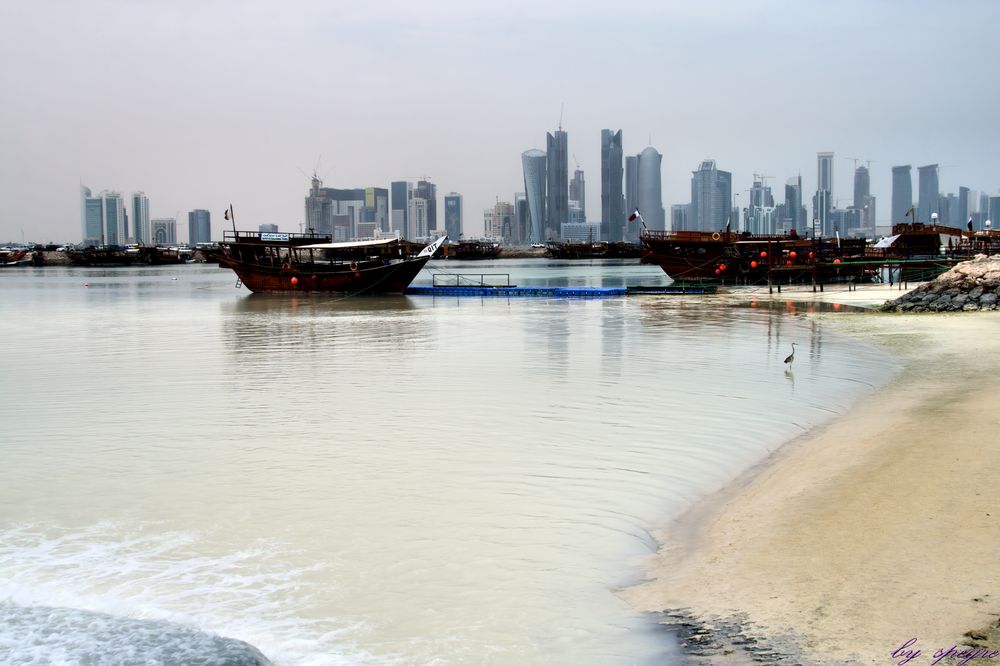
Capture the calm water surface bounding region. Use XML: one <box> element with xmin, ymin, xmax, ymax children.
<box><xmin>0</xmin><ymin>260</ymin><xmax>899</xmax><ymax>665</ymax></box>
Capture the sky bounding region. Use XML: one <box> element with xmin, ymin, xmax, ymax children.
<box><xmin>2</xmin><ymin>0</ymin><xmax>999</xmax><ymax>243</ymax></box>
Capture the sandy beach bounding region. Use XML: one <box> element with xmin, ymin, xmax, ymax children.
<box><xmin>625</xmin><ymin>287</ymin><xmax>1000</xmax><ymax>664</ymax></box>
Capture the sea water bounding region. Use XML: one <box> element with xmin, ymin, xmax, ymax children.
<box><xmin>0</xmin><ymin>260</ymin><xmax>899</xmax><ymax>665</ymax></box>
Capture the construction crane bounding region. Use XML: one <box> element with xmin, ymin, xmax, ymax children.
<box><xmin>846</xmin><ymin>157</ymin><xmax>878</xmax><ymax>171</ymax></box>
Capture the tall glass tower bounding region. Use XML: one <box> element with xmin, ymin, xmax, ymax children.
<box><xmin>601</xmin><ymin>129</ymin><xmax>624</xmax><ymax>242</ymax></box>
<box><xmin>917</xmin><ymin>164</ymin><xmax>940</xmax><ymax>224</ymax></box>
<box><xmin>637</xmin><ymin>147</ymin><xmax>664</xmax><ymax>233</ymax></box>
<box><xmin>521</xmin><ymin>149</ymin><xmax>547</xmax><ymax>243</ymax></box>
<box><xmin>545</xmin><ymin>130</ymin><xmax>568</xmax><ymax>238</ymax></box>
<box><xmin>891</xmin><ymin>165</ymin><xmax>913</xmax><ymax>224</ymax></box>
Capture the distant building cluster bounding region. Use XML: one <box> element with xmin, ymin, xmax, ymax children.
<box><xmin>80</xmin><ymin>146</ymin><xmax>1000</xmax><ymax>248</ymax></box>
<box><xmin>79</xmin><ymin>184</ymin><xmax>227</xmax><ymax>247</ymax></box>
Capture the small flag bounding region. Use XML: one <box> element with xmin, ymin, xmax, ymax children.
<box><xmin>968</xmin><ymin>216</ymin><xmax>974</xmax><ymax>232</ymax></box>
<box><xmin>905</xmin><ymin>207</ymin><xmax>915</xmax><ymax>218</ymax></box>
<box><xmin>225</xmin><ymin>209</ymin><xmax>230</xmax><ymax>221</ymax></box>
<box><xmin>628</xmin><ymin>209</ymin><xmax>640</xmax><ymax>222</ymax></box>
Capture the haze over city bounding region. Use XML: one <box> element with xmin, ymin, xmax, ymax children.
<box><xmin>2</xmin><ymin>0</ymin><xmax>998</xmax><ymax>243</ymax></box>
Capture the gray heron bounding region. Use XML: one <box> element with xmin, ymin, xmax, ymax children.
<box><xmin>784</xmin><ymin>342</ymin><xmax>797</xmax><ymax>366</ymax></box>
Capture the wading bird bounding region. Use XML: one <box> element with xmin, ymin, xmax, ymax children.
<box><xmin>784</xmin><ymin>342</ymin><xmax>797</xmax><ymax>366</ymax></box>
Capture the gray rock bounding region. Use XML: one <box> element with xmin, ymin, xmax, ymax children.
<box><xmin>980</xmin><ymin>293</ymin><xmax>998</xmax><ymax>307</ymax></box>
<box><xmin>963</xmin><ymin>303</ymin><xmax>981</xmax><ymax>311</ymax></box>
<box><xmin>931</xmin><ymin>296</ymin><xmax>952</xmax><ymax>311</ymax></box>
<box><xmin>969</xmin><ymin>286</ymin><xmax>984</xmax><ymax>300</ymax></box>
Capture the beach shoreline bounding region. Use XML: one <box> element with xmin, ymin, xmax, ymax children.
<box><xmin>624</xmin><ymin>290</ymin><xmax>1000</xmax><ymax>664</ymax></box>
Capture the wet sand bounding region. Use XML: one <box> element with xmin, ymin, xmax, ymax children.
<box><xmin>625</xmin><ymin>299</ymin><xmax>1000</xmax><ymax>664</ymax></box>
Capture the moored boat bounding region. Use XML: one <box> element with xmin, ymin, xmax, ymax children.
<box><xmin>441</xmin><ymin>239</ymin><xmax>502</xmax><ymax>260</ymax></box>
<box><xmin>217</xmin><ymin>230</ymin><xmax>446</xmax><ymax>295</ymax></box>
<box><xmin>545</xmin><ymin>241</ymin><xmax>641</xmax><ymax>259</ymax></box>
<box><xmin>640</xmin><ymin>229</ymin><xmax>869</xmax><ymax>284</ymax></box>
<box><xmin>0</xmin><ymin>248</ymin><xmax>34</xmax><ymax>267</ymax></box>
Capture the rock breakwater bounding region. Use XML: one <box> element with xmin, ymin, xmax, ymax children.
<box><xmin>880</xmin><ymin>254</ymin><xmax>1000</xmax><ymax>312</ymax></box>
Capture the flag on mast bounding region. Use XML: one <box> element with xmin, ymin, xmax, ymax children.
<box><xmin>628</xmin><ymin>208</ymin><xmax>646</xmax><ymax>229</ymax></box>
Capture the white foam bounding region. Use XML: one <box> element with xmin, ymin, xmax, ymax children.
<box><xmin>0</xmin><ymin>522</ymin><xmax>388</xmax><ymax>665</ymax></box>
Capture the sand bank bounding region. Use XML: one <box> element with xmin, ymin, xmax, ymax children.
<box><xmin>625</xmin><ymin>308</ymin><xmax>1000</xmax><ymax>664</ymax></box>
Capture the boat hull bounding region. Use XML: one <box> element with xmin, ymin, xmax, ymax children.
<box><xmin>640</xmin><ymin>231</ymin><xmax>869</xmax><ymax>284</ymax></box>
<box><xmin>218</xmin><ymin>255</ymin><xmax>431</xmax><ymax>295</ymax></box>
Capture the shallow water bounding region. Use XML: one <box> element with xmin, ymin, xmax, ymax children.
<box><xmin>0</xmin><ymin>261</ymin><xmax>899</xmax><ymax>665</ymax></box>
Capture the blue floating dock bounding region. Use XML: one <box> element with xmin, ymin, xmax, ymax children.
<box><xmin>405</xmin><ymin>285</ymin><xmax>716</xmax><ymax>298</ymax></box>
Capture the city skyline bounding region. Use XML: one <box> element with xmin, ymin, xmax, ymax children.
<box><xmin>2</xmin><ymin>1</ymin><xmax>999</xmax><ymax>242</ymax></box>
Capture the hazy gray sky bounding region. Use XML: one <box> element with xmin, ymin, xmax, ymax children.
<box><xmin>2</xmin><ymin>0</ymin><xmax>998</xmax><ymax>242</ymax></box>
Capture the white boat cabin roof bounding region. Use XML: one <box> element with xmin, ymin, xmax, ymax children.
<box><xmin>299</xmin><ymin>238</ymin><xmax>401</xmax><ymax>250</ymax></box>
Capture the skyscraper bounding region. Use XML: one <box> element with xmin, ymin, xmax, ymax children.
<box><xmin>784</xmin><ymin>176</ymin><xmax>805</xmax><ymax>234</ymax></box>
<box><xmin>959</xmin><ymin>186</ymin><xmax>972</xmax><ymax>229</ymax></box>
<box><xmin>132</xmin><ymin>192</ymin><xmax>150</xmax><ymax>244</ymax></box>
<box><xmin>689</xmin><ymin>159</ymin><xmax>732</xmax><ymax>233</ymax></box>
<box><xmin>521</xmin><ymin>149</ymin><xmax>547</xmax><ymax>243</ymax></box>
<box><xmin>636</xmin><ymin>146</ymin><xmax>664</xmax><ymax>235</ymax></box>
<box><xmin>306</xmin><ymin>180</ymin><xmax>389</xmax><ymax>239</ymax></box>
<box><xmin>81</xmin><ymin>185</ymin><xmax>103</xmax><ymax>246</ymax></box>
<box><xmin>569</xmin><ymin>169</ymin><xmax>585</xmax><ymax>220</ymax></box>
<box><xmin>817</xmin><ymin>152</ymin><xmax>834</xmax><ymax>195</ymax></box>
<box><xmin>514</xmin><ymin>193</ymin><xmax>529</xmax><ymax>246</ymax></box>
<box><xmin>413</xmin><ymin>180</ymin><xmax>437</xmax><ymax>233</ymax></box>
<box><xmin>545</xmin><ymin>129</ymin><xmax>568</xmax><ymax>238</ymax></box>
<box><xmin>624</xmin><ymin>155</ymin><xmax>639</xmax><ymax>224</ymax></box>
<box><xmin>601</xmin><ymin>129</ymin><xmax>624</xmax><ymax>242</ymax></box>
<box><xmin>917</xmin><ymin>164</ymin><xmax>940</xmax><ymax>223</ymax></box>
<box><xmin>103</xmin><ymin>192</ymin><xmax>126</xmax><ymax>245</ymax></box>
<box><xmin>853</xmin><ymin>166</ymin><xmax>870</xmax><ymax>211</ymax></box>
<box><xmin>188</xmin><ymin>209</ymin><xmax>211</xmax><ymax>245</ymax></box>
<box><xmin>892</xmin><ymin>165</ymin><xmax>913</xmax><ymax>224</ymax></box>
<box><xmin>390</xmin><ymin>181</ymin><xmax>410</xmax><ymax>237</ymax></box>
<box><xmin>444</xmin><ymin>193</ymin><xmax>463</xmax><ymax>240</ymax></box>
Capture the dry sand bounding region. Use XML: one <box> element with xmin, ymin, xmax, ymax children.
<box><xmin>624</xmin><ymin>293</ymin><xmax>1000</xmax><ymax>664</ymax></box>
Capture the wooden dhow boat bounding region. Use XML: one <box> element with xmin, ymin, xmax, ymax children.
<box><xmin>217</xmin><ymin>230</ymin><xmax>446</xmax><ymax>295</ymax></box>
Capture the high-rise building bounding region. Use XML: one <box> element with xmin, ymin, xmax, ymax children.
<box><xmin>917</xmin><ymin>164</ymin><xmax>940</xmax><ymax>224</ymax></box>
<box><xmin>784</xmin><ymin>176</ymin><xmax>805</xmax><ymax>234</ymax></box>
<box><xmin>103</xmin><ymin>192</ymin><xmax>126</xmax><ymax>245</ymax></box>
<box><xmin>636</xmin><ymin>146</ymin><xmax>664</xmax><ymax>236</ymax></box>
<box><xmin>990</xmin><ymin>196</ymin><xmax>1000</xmax><ymax>228</ymax></box>
<box><xmin>390</xmin><ymin>181</ymin><xmax>410</xmax><ymax>237</ymax></box>
<box><xmin>83</xmin><ymin>198</ymin><xmax>102</xmax><ymax>246</ymax></box>
<box><xmin>670</xmin><ymin>204</ymin><xmax>689</xmax><ymax>232</ymax></box>
<box><xmin>746</xmin><ymin>176</ymin><xmax>776</xmax><ymax>235</ymax></box>
<box><xmin>407</xmin><ymin>198</ymin><xmax>428</xmax><ymax>239</ymax></box>
<box><xmin>624</xmin><ymin>155</ymin><xmax>639</xmax><ymax>222</ymax></box>
<box><xmin>570</xmin><ymin>168</ymin><xmax>585</xmax><ymax>221</ymax></box>
<box><xmin>521</xmin><ymin>149</ymin><xmax>547</xmax><ymax>243</ymax></box>
<box><xmin>812</xmin><ymin>190</ymin><xmax>832</xmax><ymax>236</ymax></box>
<box><xmin>601</xmin><ymin>129</ymin><xmax>625</xmax><ymax>242</ymax></box>
<box><xmin>413</xmin><ymin>180</ymin><xmax>437</xmax><ymax>234</ymax></box>
<box><xmin>259</xmin><ymin>223</ymin><xmax>279</xmax><ymax>233</ymax></box>
<box><xmin>546</xmin><ymin>129</ymin><xmax>568</xmax><ymax>238</ymax></box>
<box><xmin>689</xmin><ymin>159</ymin><xmax>731</xmax><ymax>233</ymax></box>
<box><xmin>853</xmin><ymin>166</ymin><xmax>870</xmax><ymax>211</ymax></box>
<box><xmin>132</xmin><ymin>192</ymin><xmax>150</xmax><ymax>244</ymax></box>
<box><xmin>817</xmin><ymin>152</ymin><xmax>834</xmax><ymax>195</ymax></box>
<box><xmin>958</xmin><ymin>186</ymin><xmax>972</xmax><ymax>229</ymax></box>
<box><xmin>444</xmin><ymin>193</ymin><xmax>463</xmax><ymax>241</ymax></box>
<box><xmin>80</xmin><ymin>186</ymin><xmax>103</xmax><ymax>247</ymax></box>
<box><xmin>151</xmin><ymin>218</ymin><xmax>176</xmax><ymax>244</ymax></box>
<box><xmin>305</xmin><ymin>177</ymin><xmax>388</xmax><ymax>239</ymax></box>
<box><xmin>484</xmin><ymin>200</ymin><xmax>515</xmax><ymax>240</ymax></box>
<box><xmin>514</xmin><ymin>193</ymin><xmax>529</xmax><ymax>246</ymax></box>
<box><xmin>892</xmin><ymin>165</ymin><xmax>913</xmax><ymax>224</ymax></box>
<box><xmin>188</xmin><ymin>209</ymin><xmax>211</xmax><ymax>245</ymax></box>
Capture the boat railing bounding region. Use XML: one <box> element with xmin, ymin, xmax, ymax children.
<box><xmin>432</xmin><ymin>273</ymin><xmax>512</xmax><ymax>288</ymax></box>
<box><xmin>223</xmin><ymin>230</ymin><xmax>331</xmax><ymax>243</ymax></box>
